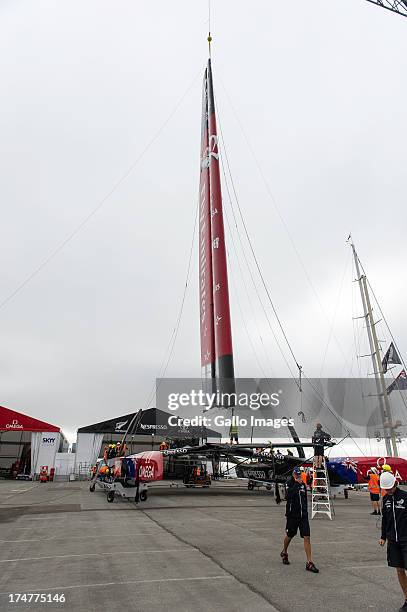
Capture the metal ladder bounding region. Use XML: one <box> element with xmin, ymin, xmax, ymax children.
<box><xmin>311</xmin><ymin>457</ymin><xmax>333</xmax><ymax>520</ymax></box>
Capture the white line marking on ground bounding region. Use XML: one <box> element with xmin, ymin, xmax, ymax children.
<box><xmin>0</xmin><ymin>485</ymin><xmax>40</xmax><ymax>501</ymax></box>
<box><xmin>342</xmin><ymin>564</ymin><xmax>389</xmax><ymax>570</ymax></box>
<box><xmin>0</xmin><ymin>575</ymin><xmax>232</xmax><ymax>595</ymax></box>
<box><xmin>248</xmin><ymin>528</ymin><xmax>275</xmax><ymax>531</ymax></box>
<box><xmin>0</xmin><ymin>549</ymin><xmax>193</xmax><ymax>563</ymax></box>
<box><xmin>16</xmin><ymin>517</ymin><xmax>67</xmax><ymax>521</ymax></box>
<box><xmin>318</xmin><ymin>540</ymin><xmax>368</xmax><ymax>545</ymax></box>
<box><xmin>0</xmin><ymin>532</ymin><xmax>162</xmax><ymax>543</ymax></box>
<box><xmin>9</xmin><ymin>525</ymin><xmax>158</xmax><ymax>531</ymax></box>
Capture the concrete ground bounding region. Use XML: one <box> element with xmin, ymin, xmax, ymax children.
<box><xmin>0</xmin><ymin>479</ymin><xmax>402</xmax><ymax>612</ymax></box>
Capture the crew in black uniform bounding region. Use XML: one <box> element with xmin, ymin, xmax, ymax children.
<box><xmin>312</xmin><ymin>423</ymin><xmax>331</xmax><ymax>469</ymax></box>
<box><xmin>280</xmin><ymin>467</ymin><xmax>319</xmax><ymax>573</ymax></box>
<box><xmin>379</xmin><ymin>471</ymin><xmax>407</xmax><ymax>612</ymax></box>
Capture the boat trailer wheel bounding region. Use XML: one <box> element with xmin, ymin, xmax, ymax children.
<box><xmin>139</xmin><ymin>490</ymin><xmax>147</xmax><ymax>502</ymax></box>
<box><xmin>107</xmin><ymin>491</ymin><xmax>115</xmax><ymax>503</ymax></box>
<box><xmin>247</xmin><ymin>481</ymin><xmax>254</xmax><ymax>491</ymax></box>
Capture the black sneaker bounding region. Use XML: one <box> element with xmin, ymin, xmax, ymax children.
<box><xmin>280</xmin><ymin>551</ymin><xmax>290</xmax><ymax>565</ymax></box>
<box><xmin>370</xmin><ymin>511</ymin><xmax>377</xmax><ymax>515</ymax></box>
<box><xmin>306</xmin><ymin>561</ymin><xmax>319</xmax><ymax>573</ymax></box>
<box><xmin>399</xmin><ymin>601</ymin><xmax>407</xmax><ymax>611</ymax></box>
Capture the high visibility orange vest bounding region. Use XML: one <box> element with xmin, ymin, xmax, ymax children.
<box><xmin>301</xmin><ymin>472</ymin><xmax>307</xmax><ymax>486</ymax></box>
<box><xmin>368</xmin><ymin>473</ymin><xmax>380</xmax><ymax>494</ymax></box>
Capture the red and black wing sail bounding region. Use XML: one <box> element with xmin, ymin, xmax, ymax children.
<box><xmin>199</xmin><ymin>59</ymin><xmax>235</xmax><ymax>396</ymax></box>
<box><xmin>199</xmin><ymin>64</ymin><xmax>216</xmax><ymax>381</ymax></box>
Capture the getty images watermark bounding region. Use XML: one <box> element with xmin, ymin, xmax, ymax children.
<box><xmin>167</xmin><ymin>389</ymin><xmax>281</xmax><ymax>410</ymax></box>
<box><xmin>156</xmin><ymin>378</ymin><xmax>402</xmax><ymax>439</ymax></box>
<box><xmin>164</xmin><ymin>386</ymin><xmax>294</xmax><ymax>431</ymax></box>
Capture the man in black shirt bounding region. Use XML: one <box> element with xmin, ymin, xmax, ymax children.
<box><xmin>280</xmin><ymin>467</ymin><xmax>319</xmax><ymax>573</ymax></box>
<box><xmin>379</xmin><ymin>471</ymin><xmax>407</xmax><ymax>611</ymax></box>
<box><xmin>312</xmin><ymin>423</ymin><xmax>331</xmax><ymax>468</ymax></box>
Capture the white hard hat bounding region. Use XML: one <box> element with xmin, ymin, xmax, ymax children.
<box><xmin>380</xmin><ymin>472</ymin><xmax>396</xmax><ymax>490</ymax></box>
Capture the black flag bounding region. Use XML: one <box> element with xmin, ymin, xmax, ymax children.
<box><xmin>382</xmin><ymin>342</ymin><xmax>402</xmax><ymax>373</ymax></box>
<box><xmin>387</xmin><ymin>370</ymin><xmax>407</xmax><ymax>395</ymax></box>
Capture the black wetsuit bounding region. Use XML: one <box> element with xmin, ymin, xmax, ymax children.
<box><xmin>381</xmin><ymin>487</ymin><xmax>407</xmax><ymax>568</ymax></box>
<box><xmin>312</xmin><ymin>429</ymin><xmax>331</xmax><ymax>458</ymax></box>
<box><xmin>285</xmin><ymin>479</ymin><xmax>310</xmax><ymax>538</ymax></box>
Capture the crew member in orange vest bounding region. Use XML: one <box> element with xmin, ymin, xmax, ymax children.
<box><xmin>300</xmin><ymin>467</ymin><xmax>308</xmax><ymax>487</ymax></box>
<box><xmin>367</xmin><ymin>467</ymin><xmax>380</xmax><ymax>515</ymax></box>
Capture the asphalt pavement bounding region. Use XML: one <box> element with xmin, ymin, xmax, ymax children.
<box><xmin>0</xmin><ymin>480</ymin><xmax>401</xmax><ymax>612</ymax></box>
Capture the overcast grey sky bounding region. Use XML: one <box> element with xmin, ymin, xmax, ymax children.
<box><xmin>0</xmin><ymin>1</ymin><xmax>406</xmax><ymax>442</ymax></box>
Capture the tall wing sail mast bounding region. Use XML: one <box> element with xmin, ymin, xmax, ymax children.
<box><xmin>199</xmin><ymin>59</ymin><xmax>235</xmax><ymax>400</ymax></box>
<box><xmin>199</xmin><ymin>63</ymin><xmax>216</xmax><ymax>383</ymax></box>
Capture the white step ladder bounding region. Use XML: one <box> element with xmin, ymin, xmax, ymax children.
<box><xmin>311</xmin><ymin>457</ymin><xmax>333</xmax><ymax>520</ymax></box>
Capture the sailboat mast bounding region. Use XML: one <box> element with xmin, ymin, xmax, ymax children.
<box><xmin>199</xmin><ymin>63</ymin><xmax>216</xmax><ymax>388</ymax></box>
<box><xmin>351</xmin><ymin>241</ymin><xmax>398</xmax><ymax>456</ymax></box>
<box><xmin>198</xmin><ymin>57</ymin><xmax>235</xmax><ymax>401</ymax></box>
<box><xmin>206</xmin><ymin>59</ymin><xmax>235</xmax><ymax>386</ymax></box>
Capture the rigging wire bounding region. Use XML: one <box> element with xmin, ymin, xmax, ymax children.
<box><xmin>215</xmin><ymin>102</ymin><xmax>301</xmax><ymax>379</ymax></box>
<box><xmin>319</xmin><ymin>249</ymin><xmax>352</xmax><ymax>378</ymax></box>
<box><xmin>224</xmin><ymin>208</ymin><xmax>273</xmax><ymax>380</ymax></box>
<box><xmin>224</xmin><ymin>204</ymin><xmax>298</xmax><ymax>420</ymax></box>
<box><xmin>217</xmin><ymin>108</ymin><xmax>298</xmax><ymax>382</ymax></box>
<box><xmin>351</xmin><ymin>253</ymin><xmax>370</xmax><ymax>427</ymax></box>
<box><xmin>220</xmin><ymin>117</ymin><xmax>308</xmax><ymax>428</ymax></box>
<box><xmin>207</xmin><ymin>0</ymin><xmax>212</xmax><ymax>56</ymax></box>
<box><xmin>142</xmin><ymin>200</ymin><xmax>199</xmax><ymax>410</ymax></box>
<box><xmin>217</xmin><ymin>74</ymin><xmax>353</xmax><ymax>373</ymax></box>
<box><xmin>366</xmin><ymin>275</ymin><xmax>407</xmax><ymax>374</ymax></box>
<box><xmin>216</xmin><ymin>89</ymin><xmax>367</xmax><ymax>452</ymax></box>
<box><xmin>0</xmin><ymin>65</ymin><xmax>204</xmax><ymax>315</ymax></box>
<box><xmin>218</xmin><ymin>91</ymin><xmax>366</xmax><ymax>456</ymax></box>
<box><xmin>217</xmin><ymin>94</ymin><xmax>349</xmax><ymax>439</ymax></box>
<box><xmin>354</xmin><ymin>247</ymin><xmax>407</xmax><ymax>424</ymax></box>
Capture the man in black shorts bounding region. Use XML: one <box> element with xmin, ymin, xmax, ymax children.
<box><xmin>280</xmin><ymin>467</ymin><xmax>319</xmax><ymax>573</ymax></box>
<box><xmin>379</xmin><ymin>471</ymin><xmax>407</xmax><ymax>611</ymax></box>
<box><xmin>312</xmin><ymin>423</ymin><xmax>331</xmax><ymax>469</ymax></box>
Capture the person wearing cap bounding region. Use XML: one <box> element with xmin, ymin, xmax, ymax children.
<box><xmin>280</xmin><ymin>467</ymin><xmax>319</xmax><ymax>573</ymax></box>
<box><xmin>312</xmin><ymin>423</ymin><xmax>331</xmax><ymax>469</ymax></box>
<box><xmin>382</xmin><ymin>464</ymin><xmax>393</xmax><ymax>473</ymax></box>
<box><xmin>379</xmin><ymin>471</ymin><xmax>407</xmax><ymax>611</ymax></box>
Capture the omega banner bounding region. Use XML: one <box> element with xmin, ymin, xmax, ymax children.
<box><xmin>0</xmin><ymin>405</ymin><xmax>59</xmax><ymax>432</ymax></box>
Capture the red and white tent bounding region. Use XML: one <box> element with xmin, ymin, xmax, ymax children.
<box><xmin>0</xmin><ymin>405</ymin><xmax>59</xmax><ymax>433</ymax></box>
<box><xmin>0</xmin><ymin>405</ymin><xmax>63</xmax><ymax>478</ymax></box>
